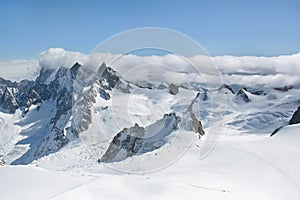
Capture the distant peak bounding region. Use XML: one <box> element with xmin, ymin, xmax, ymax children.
<box><xmin>218</xmin><ymin>84</ymin><xmax>235</xmax><ymax>94</ymax></box>
<box><xmin>97</xmin><ymin>62</ymin><xmax>107</xmax><ymax>76</ymax></box>
<box><xmin>70</xmin><ymin>62</ymin><xmax>81</xmax><ymax>79</ymax></box>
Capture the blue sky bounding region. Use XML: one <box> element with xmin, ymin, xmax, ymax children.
<box><xmin>0</xmin><ymin>0</ymin><xmax>299</xmax><ymax>59</ymax></box>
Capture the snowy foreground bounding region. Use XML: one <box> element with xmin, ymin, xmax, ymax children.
<box><xmin>1</xmin><ymin>124</ymin><xmax>299</xmax><ymax>200</ymax></box>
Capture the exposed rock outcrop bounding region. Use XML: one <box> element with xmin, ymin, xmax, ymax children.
<box><xmin>235</xmin><ymin>88</ymin><xmax>251</xmax><ymax>103</ymax></box>
<box><xmin>182</xmin><ymin>93</ymin><xmax>206</xmax><ymax>138</ymax></box>
<box><xmin>169</xmin><ymin>84</ymin><xmax>179</xmax><ymax>95</ymax></box>
<box><xmin>100</xmin><ymin>113</ymin><xmax>181</xmax><ymax>163</ymax></box>
<box><xmin>289</xmin><ymin>106</ymin><xmax>300</xmax><ymax>125</ymax></box>
<box><xmin>218</xmin><ymin>84</ymin><xmax>235</xmax><ymax>94</ymax></box>
<box><xmin>191</xmin><ymin>113</ymin><xmax>205</xmax><ymax>138</ymax></box>
<box><xmin>274</xmin><ymin>85</ymin><xmax>293</xmax><ymax>92</ymax></box>
<box><xmin>270</xmin><ymin>106</ymin><xmax>300</xmax><ymax>137</ymax></box>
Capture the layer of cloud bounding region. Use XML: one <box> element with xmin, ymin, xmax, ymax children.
<box><xmin>39</xmin><ymin>48</ymin><xmax>87</xmax><ymax>69</ymax></box>
<box><xmin>213</xmin><ymin>53</ymin><xmax>300</xmax><ymax>76</ymax></box>
<box><xmin>1</xmin><ymin>48</ymin><xmax>300</xmax><ymax>87</ymax></box>
<box><xmin>213</xmin><ymin>53</ymin><xmax>300</xmax><ymax>87</ymax></box>
<box><xmin>0</xmin><ymin>60</ymin><xmax>40</xmax><ymax>81</ymax></box>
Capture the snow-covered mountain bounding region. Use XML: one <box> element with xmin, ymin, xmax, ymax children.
<box><xmin>1</xmin><ymin>49</ymin><xmax>300</xmax><ymax>200</ymax></box>
<box><xmin>0</xmin><ymin>58</ymin><xmax>208</xmax><ymax>165</ymax></box>
<box><xmin>1</xmin><ymin>53</ymin><xmax>300</xmax><ymax>166</ymax></box>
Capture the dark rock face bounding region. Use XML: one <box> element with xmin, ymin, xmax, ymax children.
<box><xmin>0</xmin><ymin>77</ymin><xmax>42</xmax><ymax>114</ymax></box>
<box><xmin>218</xmin><ymin>84</ymin><xmax>235</xmax><ymax>94</ymax></box>
<box><xmin>100</xmin><ymin>113</ymin><xmax>181</xmax><ymax>163</ymax></box>
<box><xmin>289</xmin><ymin>107</ymin><xmax>300</xmax><ymax>125</ymax></box>
<box><xmin>270</xmin><ymin>126</ymin><xmax>284</xmax><ymax>137</ymax></box>
<box><xmin>274</xmin><ymin>85</ymin><xmax>293</xmax><ymax>92</ymax></box>
<box><xmin>250</xmin><ymin>90</ymin><xmax>266</xmax><ymax>96</ymax></box>
<box><xmin>235</xmin><ymin>89</ymin><xmax>251</xmax><ymax>103</ymax></box>
<box><xmin>183</xmin><ymin>93</ymin><xmax>206</xmax><ymax>138</ymax></box>
<box><xmin>0</xmin><ymin>87</ymin><xmax>19</xmax><ymax>113</ymax></box>
<box><xmin>196</xmin><ymin>90</ymin><xmax>209</xmax><ymax>101</ymax></box>
<box><xmin>182</xmin><ymin>110</ymin><xmax>206</xmax><ymax>139</ymax></box>
<box><xmin>0</xmin><ymin>159</ymin><xmax>5</xmax><ymax>166</ymax></box>
<box><xmin>270</xmin><ymin>106</ymin><xmax>300</xmax><ymax>137</ymax></box>
<box><xmin>97</xmin><ymin>63</ymin><xmax>120</xmax><ymax>90</ymax></box>
<box><xmin>98</xmin><ymin>87</ymin><xmax>110</xmax><ymax>100</ymax></box>
<box><xmin>169</xmin><ymin>84</ymin><xmax>179</xmax><ymax>95</ymax></box>
<box><xmin>191</xmin><ymin>113</ymin><xmax>205</xmax><ymax>138</ymax></box>
<box><xmin>70</xmin><ymin>62</ymin><xmax>81</xmax><ymax>79</ymax></box>
<box><xmin>100</xmin><ymin>123</ymin><xmax>145</xmax><ymax>162</ymax></box>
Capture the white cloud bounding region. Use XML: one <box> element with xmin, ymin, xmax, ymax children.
<box><xmin>213</xmin><ymin>53</ymin><xmax>300</xmax><ymax>76</ymax></box>
<box><xmin>39</xmin><ymin>48</ymin><xmax>87</xmax><ymax>69</ymax></box>
<box><xmin>213</xmin><ymin>53</ymin><xmax>300</xmax><ymax>87</ymax></box>
<box><xmin>0</xmin><ymin>59</ymin><xmax>40</xmax><ymax>81</ymax></box>
<box><xmin>1</xmin><ymin>48</ymin><xmax>299</xmax><ymax>87</ymax></box>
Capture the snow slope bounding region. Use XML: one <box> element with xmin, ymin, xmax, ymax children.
<box><xmin>1</xmin><ymin>124</ymin><xmax>299</xmax><ymax>200</ymax></box>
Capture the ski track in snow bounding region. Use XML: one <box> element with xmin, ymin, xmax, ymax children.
<box><xmin>45</xmin><ymin>177</ymin><xmax>99</xmax><ymax>200</ymax></box>
<box><xmin>228</xmin><ymin>143</ymin><xmax>300</xmax><ymax>199</ymax></box>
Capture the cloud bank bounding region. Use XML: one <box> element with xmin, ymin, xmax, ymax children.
<box><xmin>1</xmin><ymin>47</ymin><xmax>300</xmax><ymax>87</ymax></box>
<box><xmin>0</xmin><ymin>60</ymin><xmax>39</xmax><ymax>81</ymax></box>
<box><xmin>213</xmin><ymin>53</ymin><xmax>300</xmax><ymax>87</ymax></box>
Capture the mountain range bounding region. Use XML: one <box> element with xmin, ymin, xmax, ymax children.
<box><xmin>1</xmin><ymin>53</ymin><xmax>300</xmax><ymax>167</ymax></box>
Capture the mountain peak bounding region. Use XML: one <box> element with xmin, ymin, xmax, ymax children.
<box><xmin>289</xmin><ymin>107</ymin><xmax>300</xmax><ymax>125</ymax></box>
<box><xmin>218</xmin><ymin>84</ymin><xmax>235</xmax><ymax>94</ymax></box>
<box><xmin>235</xmin><ymin>88</ymin><xmax>251</xmax><ymax>103</ymax></box>
<box><xmin>97</xmin><ymin>62</ymin><xmax>107</xmax><ymax>76</ymax></box>
<box><xmin>70</xmin><ymin>62</ymin><xmax>81</xmax><ymax>79</ymax></box>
